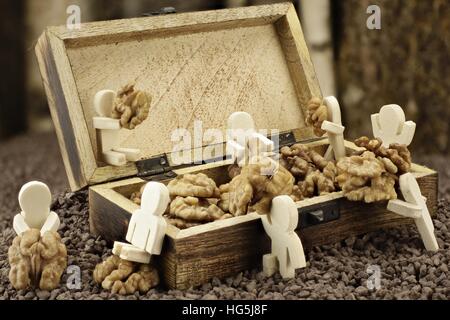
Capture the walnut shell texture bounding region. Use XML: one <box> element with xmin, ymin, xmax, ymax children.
<box><xmin>8</xmin><ymin>229</ymin><xmax>67</xmax><ymax>291</ymax></box>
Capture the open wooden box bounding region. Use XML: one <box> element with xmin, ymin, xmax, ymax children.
<box><xmin>36</xmin><ymin>3</ymin><xmax>438</xmax><ymax>289</ymax></box>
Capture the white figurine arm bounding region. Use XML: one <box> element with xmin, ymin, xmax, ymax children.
<box><xmin>93</xmin><ymin>117</ymin><xmax>121</xmax><ymax>130</ymax></box>
<box><xmin>226</xmin><ymin>140</ymin><xmax>246</xmax><ymax>165</ymax></box>
<box><xmin>261</xmin><ymin>215</ymin><xmax>272</xmax><ymax>235</ymax></box>
<box><xmin>125</xmin><ymin>213</ymin><xmax>138</xmax><ymax>243</ymax></box>
<box><xmin>387</xmin><ymin>199</ymin><xmax>422</xmax><ymax>219</ymax></box>
<box><xmin>40</xmin><ymin>211</ymin><xmax>60</xmax><ymax>235</ymax></box>
<box><xmin>111</xmin><ymin>148</ymin><xmax>140</xmax><ymax>161</ymax></box>
<box><xmin>321</xmin><ymin>121</ymin><xmax>345</xmax><ymax>135</ymax></box>
<box><xmin>322</xmin><ymin>96</ymin><xmax>346</xmax><ymax>161</ymax></box>
<box><xmin>249</xmin><ymin>132</ymin><xmax>274</xmax><ymax>157</ymax></box>
<box><xmin>13</xmin><ymin>214</ymin><xmax>30</xmax><ymax>235</ymax></box>
<box><xmin>398</xmin><ymin>121</ymin><xmax>416</xmax><ymax>146</ymax></box>
<box><xmin>145</xmin><ymin>221</ymin><xmax>166</xmax><ymax>255</ymax></box>
<box><xmin>371</xmin><ymin>113</ymin><xmax>381</xmax><ymax>138</ymax></box>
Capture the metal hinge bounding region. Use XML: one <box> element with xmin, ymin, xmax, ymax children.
<box><xmin>136</xmin><ymin>154</ymin><xmax>177</xmax><ymax>181</ymax></box>
<box><xmin>135</xmin><ymin>131</ymin><xmax>326</xmax><ymax>181</ymax></box>
<box><xmin>142</xmin><ymin>7</ymin><xmax>176</xmax><ymax>17</ymax></box>
<box><xmin>270</xmin><ymin>131</ymin><xmax>297</xmax><ymax>149</ymax></box>
<box><xmin>269</xmin><ymin>131</ymin><xmax>327</xmax><ymax>149</ymax></box>
<box><xmin>135</xmin><ymin>153</ymin><xmax>230</xmax><ymax>181</ymax></box>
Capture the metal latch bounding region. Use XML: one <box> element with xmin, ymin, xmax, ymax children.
<box><xmin>135</xmin><ymin>154</ymin><xmax>176</xmax><ymax>181</ymax></box>
<box><xmin>269</xmin><ymin>131</ymin><xmax>328</xmax><ymax>150</ymax></box>
<box><xmin>269</xmin><ymin>131</ymin><xmax>296</xmax><ymax>149</ymax></box>
<box><xmin>298</xmin><ymin>200</ymin><xmax>340</xmax><ymax>229</ymax></box>
<box><xmin>135</xmin><ymin>152</ymin><xmax>229</xmax><ymax>181</ymax></box>
<box><xmin>142</xmin><ymin>7</ymin><xmax>176</xmax><ymax>17</ymax></box>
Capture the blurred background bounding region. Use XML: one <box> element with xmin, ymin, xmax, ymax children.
<box><xmin>0</xmin><ymin>0</ymin><xmax>449</xmax><ymax>208</ymax></box>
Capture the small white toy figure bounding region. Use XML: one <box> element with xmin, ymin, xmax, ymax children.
<box><xmin>93</xmin><ymin>90</ymin><xmax>140</xmax><ymax>166</ymax></box>
<box><xmin>387</xmin><ymin>173</ymin><xmax>439</xmax><ymax>252</ymax></box>
<box><xmin>226</xmin><ymin>112</ymin><xmax>274</xmax><ymax>167</ymax></box>
<box><xmin>13</xmin><ymin>181</ymin><xmax>60</xmax><ymax>236</ymax></box>
<box><xmin>321</xmin><ymin>96</ymin><xmax>346</xmax><ymax>161</ymax></box>
<box><xmin>261</xmin><ymin>196</ymin><xmax>306</xmax><ymax>279</ymax></box>
<box><xmin>371</xmin><ymin>104</ymin><xmax>416</xmax><ymax>147</ymax></box>
<box><xmin>113</xmin><ymin>182</ymin><xmax>169</xmax><ymax>264</ymax></box>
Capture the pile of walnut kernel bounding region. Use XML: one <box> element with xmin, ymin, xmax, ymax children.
<box><xmin>130</xmin><ymin>140</ymin><xmax>412</xmax><ymax>229</ymax></box>
<box><xmin>111</xmin><ymin>84</ymin><xmax>151</xmax><ymax>129</ymax></box>
<box><xmin>93</xmin><ymin>255</ymin><xmax>159</xmax><ymax>295</ymax></box>
<box><xmin>8</xmin><ymin>229</ymin><xmax>67</xmax><ymax>291</ymax></box>
<box><xmin>337</xmin><ymin>136</ymin><xmax>412</xmax><ymax>203</ymax></box>
<box><xmin>130</xmin><ymin>157</ymin><xmax>295</xmax><ymax>229</ymax></box>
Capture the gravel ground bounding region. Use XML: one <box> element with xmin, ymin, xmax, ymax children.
<box><xmin>0</xmin><ymin>132</ymin><xmax>449</xmax><ymax>300</ymax></box>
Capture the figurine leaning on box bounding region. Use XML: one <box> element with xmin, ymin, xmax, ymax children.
<box><xmin>34</xmin><ymin>3</ymin><xmax>440</xmax><ymax>290</ymax></box>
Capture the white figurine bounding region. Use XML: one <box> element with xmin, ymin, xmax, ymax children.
<box><xmin>113</xmin><ymin>182</ymin><xmax>169</xmax><ymax>263</ymax></box>
<box><xmin>93</xmin><ymin>90</ymin><xmax>140</xmax><ymax>166</ymax></box>
<box><xmin>261</xmin><ymin>196</ymin><xmax>306</xmax><ymax>279</ymax></box>
<box><xmin>371</xmin><ymin>104</ymin><xmax>416</xmax><ymax>147</ymax></box>
<box><xmin>226</xmin><ymin>112</ymin><xmax>274</xmax><ymax>166</ymax></box>
<box><xmin>13</xmin><ymin>181</ymin><xmax>60</xmax><ymax>236</ymax></box>
<box><xmin>321</xmin><ymin>96</ymin><xmax>346</xmax><ymax>161</ymax></box>
<box><xmin>387</xmin><ymin>173</ymin><xmax>439</xmax><ymax>252</ymax></box>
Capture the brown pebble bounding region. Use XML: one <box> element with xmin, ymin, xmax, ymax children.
<box><xmin>0</xmin><ymin>152</ymin><xmax>449</xmax><ymax>300</ymax></box>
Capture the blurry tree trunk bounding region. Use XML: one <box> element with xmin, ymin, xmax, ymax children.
<box><xmin>299</xmin><ymin>0</ymin><xmax>335</xmax><ymax>96</ymax></box>
<box><xmin>336</xmin><ymin>0</ymin><xmax>450</xmax><ymax>154</ymax></box>
<box><xmin>227</xmin><ymin>0</ymin><xmax>336</xmax><ymax>97</ymax></box>
<box><xmin>0</xmin><ymin>1</ymin><xmax>25</xmax><ymax>139</ymax></box>
<box><xmin>25</xmin><ymin>0</ymin><xmax>96</xmax><ymax>132</ymax></box>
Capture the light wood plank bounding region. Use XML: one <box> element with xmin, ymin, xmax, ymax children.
<box><xmin>35</xmin><ymin>31</ymin><xmax>97</xmax><ymax>190</ymax></box>
<box><xmin>89</xmin><ymin>138</ymin><xmax>438</xmax><ymax>289</ymax></box>
<box><xmin>49</xmin><ymin>3</ymin><xmax>292</xmax><ymax>46</ymax></box>
<box><xmin>36</xmin><ymin>3</ymin><xmax>321</xmax><ymax>190</ymax></box>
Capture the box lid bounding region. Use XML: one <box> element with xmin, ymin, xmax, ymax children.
<box><xmin>35</xmin><ymin>2</ymin><xmax>322</xmax><ymax>191</ymax></box>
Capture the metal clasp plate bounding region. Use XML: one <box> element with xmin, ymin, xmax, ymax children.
<box><xmin>298</xmin><ymin>200</ymin><xmax>340</xmax><ymax>229</ymax></box>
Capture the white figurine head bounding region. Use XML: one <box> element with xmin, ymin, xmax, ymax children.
<box><xmin>94</xmin><ymin>89</ymin><xmax>116</xmax><ymax>117</ymax></box>
<box><xmin>141</xmin><ymin>182</ymin><xmax>170</xmax><ymax>217</ymax></box>
<box><xmin>227</xmin><ymin>112</ymin><xmax>255</xmax><ymax>141</ymax></box>
<box><xmin>378</xmin><ymin>104</ymin><xmax>405</xmax><ymax>138</ymax></box>
<box><xmin>270</xmin><ymin>196</ymin><xmax>299</xmax><ymax>233</ymax></box>
<box><xmin>18</xmin><ymin>181</ymin><xmax>51</xmax><ymax>223</ymax></box>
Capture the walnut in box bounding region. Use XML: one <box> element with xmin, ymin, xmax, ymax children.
<box><xmin>35</xmin><ymin>3</ymin><xmax>438</xmax><ymax>289</ymax></box>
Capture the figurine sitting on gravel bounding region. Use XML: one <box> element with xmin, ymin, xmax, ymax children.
<box><xmin>9</xmin><ymin>181</ymin><xmax>67</xmax><ymax>291</ymax></box>
<box><xmin>9</xmin><ymin>229</ymin><xmax>67</xmax><ymax>291</ymax></box>
<box><xmin>94</xmin><ymin>182</ymin><xmax>167</xmax><ymax>295</ymax></box>
<box><xmin>114</xmin><ymin>182</ymin><xmax>169</xmax><ymax>263</ymax></box>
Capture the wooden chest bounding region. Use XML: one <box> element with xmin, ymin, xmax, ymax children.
<box><xmin>35</xmin><ymin>3</ymin><xmax>438</xmax><ymax>290</ymax></box>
